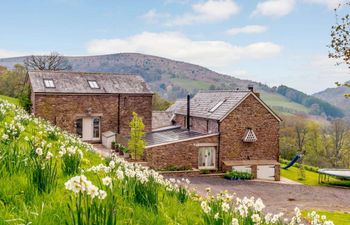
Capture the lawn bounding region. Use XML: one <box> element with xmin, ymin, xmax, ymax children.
<box><xmin>281</xmin><ymin>164</ymin><xmax>350</xmax><ymax>187</ymax></box>
<box><xmin>302</xmin><ymin>210</ymin><xmax>350</xmax><ymax>225</ymax></box>
<box><xmin>0</xmin><ymin>95</ymin><xmax>20</xmax><ymax>106</ymax></box>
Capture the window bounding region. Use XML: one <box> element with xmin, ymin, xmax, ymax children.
<box><xmin>88</xmin><ymin>80</ymin><xmax>100</xmax><ymax>89</ymax></box>
<box><xmin>198</xmin><ymin>147</ymin><xmax>216</xmax><ymax>169</ymax></box>
<box><xmin>75</xmin><ymin>118</ymin><xmax>83</xmax><ymax>138</ymax></box>
<box><xmin>209</xmin><ymin>99</ymin><xmax>226</xmax><ymax>113</ymax></box>
<box><xmin>93</xmin><ymin>117</ymin><xmax>100</xmax><ymax>138</ymax></box>
<box><xmin>242</xmin><ymin>128</ymin><xmax>257</xmax><ymax>142</ymax></box>
<box><xmin>43</xmin><ymin>79</ymin><xmax>55</xmax><ymax>88</ymax></box>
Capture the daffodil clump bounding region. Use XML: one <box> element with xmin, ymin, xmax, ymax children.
<box><xmin>197</xmin><ymin>188</ymin><xmax>334</xmax><ymax>225</ymax></box>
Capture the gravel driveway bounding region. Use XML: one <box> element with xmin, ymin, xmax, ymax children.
<box><xmin>188</xmin><ymin>176</ymin><xmax>350</xmax><ymax>216</ymax></box>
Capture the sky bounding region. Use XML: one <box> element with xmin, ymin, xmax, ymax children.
<box><xmin>0</xmin><ymin>0</ymin><xmax>349</xmax><ymax>94</ymax></box>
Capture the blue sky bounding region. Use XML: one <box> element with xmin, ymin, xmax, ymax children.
<box><xmin>0</xmin><ymin>0</ymin><xmax>348</xmax><ymax>94</ymax></box>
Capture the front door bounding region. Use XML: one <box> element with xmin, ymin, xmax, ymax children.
<box><xmin>76</xmin><ymin>117</ymin><xmax>100</xmax><ymax>141</ymax></box>
<box><xmin>198</xmin><ymin>147</ymin><xmax>216</xmax><ymax>169</ymax></box>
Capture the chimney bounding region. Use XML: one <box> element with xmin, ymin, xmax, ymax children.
<box><xmin>248</xmin><ymin>84</ymin><xmax>254</xmax><ymax>92</ymax></box>
<box><xmin>187</xmin><ymin>94</ymin><xmax>190</xmax><ymax>131</ymax></box>
<box><xmin>248</xmin><ymin>85</ymin><xmax>260</xmax><ymax>98</ymax></box>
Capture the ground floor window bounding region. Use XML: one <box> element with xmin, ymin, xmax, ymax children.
<box><xmin>93</xmin><ymin>117</ymin><xmax>100</xmax><ymax>138</ymax></box>
<box><xmin>198</xmin><ymin>147</ymin><xmax>216</xmax><ymax>169</ymax></box>
<box><xmin>75</xmin><ymin>118</ymin><xmax>83</xmax><ymax>138</ymax></box>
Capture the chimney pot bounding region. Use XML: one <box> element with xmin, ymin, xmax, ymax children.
<box><xmin>248</xmin><ymin>85</ymin><xmax>254</xmax><ymax>92</ymax></box>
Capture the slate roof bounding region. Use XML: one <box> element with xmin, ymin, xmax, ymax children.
<box><xmin>173</xmin><ymin>90</ymin><xmax>251</xmax><ymax>121</ymax></box>
<box><xmin>144</xmin><ymin>127</ymin><xmax>210</xmax><ymax>147</ymax></box>
<box><xmin>152</xmin><ymin>111</ymin><xmax>174</xmax><ymax>130</ymax></box>
<box><xmin>28</xmin><ymin>71</ymin><xmax>152</xmax><ymax>94</ymax></box>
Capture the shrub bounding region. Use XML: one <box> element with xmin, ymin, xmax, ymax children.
<box><xmin>224</xmin><ymin>170</ymin><xmax>252</xmax><ymax>180</ymax></box>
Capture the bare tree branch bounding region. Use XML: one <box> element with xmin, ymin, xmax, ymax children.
<box><xmin>24</xmin><ymin>52</ymin><xmax>72</xmax><ymax>71</ymax></box>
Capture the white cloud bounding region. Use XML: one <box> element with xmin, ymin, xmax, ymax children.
<box><xmin>227</xmin><ymin>25</ymin><xmax>267</xmax><ymax>36</ymax></box>
<box><xmin>0</xmin><ymin>49</ymin><xmax>28</xmax><ymax>58</ymax></box>
<box><xmin>141</xmin><ymin>9</ymin><xmax>170</xmax><ymax>23</ymax></box>
<box><xmin>86</xmin><ymin>32</ymin><xmax>282</xmax><ymax>72</ymax></box>
<box><xmin>168</xmin><ymin>0</ymin><xmax>240</xmax><ymax>26</ymax></box>
<box><xmin>252</xmin><ymin>0</ymin><xmax>295</xmax><ymax>17</ymax></box>
<box><xmin>303</xmin><ymin>0</ymin><xmax>342</xmax><ymax>9</ymax></box>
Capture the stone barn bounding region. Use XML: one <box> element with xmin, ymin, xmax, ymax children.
<box><xmin>145</xmin><ymin>89</ymin><xmax>281</xmax><ymax>180</ymax></box>
<box><xmin>28</xmin><ymin>71</ymin><xmax>153</xmax><ymax>142</ymax></box>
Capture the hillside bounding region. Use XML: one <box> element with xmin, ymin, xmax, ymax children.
<box><xmin>313</xmin><ymin>84</ymin><xmax>350</xmax><ymax>118</ymax></box>
<box><xmin>0</xmin><ymin>53</ymin><xmax>343</xmax><ymax>118</ymax></box>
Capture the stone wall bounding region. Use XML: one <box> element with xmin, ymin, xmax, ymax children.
<box><xmin>118</xmin><ymin>94</ymin><xmax>153</xmax><ymax>135</ymax></box>
<box><xmin>145</xmin><ymin>135</ymin><xmax>219</xmax><ymax>170</ymax></box>
<box><xmin>33</xmin><ymin>93</ymin><xmax>152</xmax><ymax>138</ymax></box>
<box><xmin>219</xmin><ymin>94</ymin><xmax>280</xmax><ymax>168</ymax></box>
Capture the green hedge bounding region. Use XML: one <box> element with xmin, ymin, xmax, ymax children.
<box><xmin>224</xmin><ymin>170</ymin><xmax>252</xmax><ymax>180</ymax></box>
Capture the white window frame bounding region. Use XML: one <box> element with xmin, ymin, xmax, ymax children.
<box><xmin>88</xmin><ymin>80</ymin><xmax>100</xmax><ymax>89</ymax></box>
<box><xmin>198</xmin><ymin>146</ymin><xmax>216</xmax><ymax>170</ymax></box>
<box><xmin>43</xmin><ymin>79</ymin><xmax>55</xmax><ymax>88</ymax></box>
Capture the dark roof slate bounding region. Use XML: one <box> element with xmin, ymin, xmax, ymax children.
<box><xmin>144</xmin><ymin>127</ymin><xmax>207</xmax><ymax>147</ymax></box>
<box><xmin>28</xmin><ymin>71</ymin><xmax>152</xmax><ymax>94</ymax></box>
<box><xmin>173</xmin><ymin>90</ymin><xmax>251</xmax><ymax>120</ymax></box>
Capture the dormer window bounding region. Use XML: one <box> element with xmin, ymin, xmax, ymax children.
<box><xmin>43</xmin><ymin>79</ymin><xmax>55</xmax><ymax>88</ymax></box>
<box><xmin>243</xmin><ymin>128</ymin><xmax>257</xmax><ymax>142</ymax></box>
<box><xmin>88</xmin><ymin>80</ymin><xmax>99</xmax><ymax>89</ymax></box>
<box><xmin>209</xmin><ymin>99</ymin><xmax>226</xmax><ymax>113</ymax></box>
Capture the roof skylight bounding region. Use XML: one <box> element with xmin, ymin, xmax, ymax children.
<box><xmin>88</xmin><ymin>80</ymin><xmax>100</xmax><ymax>89</ymax></box>
<box><xmin>43</xmin><ymin>79</ymin><xmax>55</xmax><ymax>88</ymax></box>
<box><xmin>209</xmin><ymin>100</ymin><xmax>226</xmax><ymax>113</ymax></box>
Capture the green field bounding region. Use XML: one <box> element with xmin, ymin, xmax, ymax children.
<box><xmin>261</xmin><ymin>92</ymin><xmax>310</xmax><ymax>114</ymax></box>
<box><xmin>302</xmin><ymin>210</ymin><xmax>350</xmax><ymax>225</ymax></box>
<box><xmin>170</xmin><ymin>78</ymin><xmax>212</xmax><ymax>90</ymax></box>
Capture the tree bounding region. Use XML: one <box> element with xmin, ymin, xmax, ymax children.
<box><xmin>24</xmin><ymin>52</ymin><xmax>71</xmax><ymax>71</ymax></box>
<box><xmin>128</xmin><ymin>112</ymin><xmax>145</xmax><ymax>160</ymax></box>
<box><xmin>152</xmin><ymin>93</ymin><xmax>173</xmax><ymax>111</ymax></box>
<box><xmin>329</xmin><ymin>2</ymin><xmax>350</xmax><ymax>95</ymax></box>
<box><xmin>329</xmin><ymin>119</ymin><xmax>349</xmax><ymax>167</ymax></box>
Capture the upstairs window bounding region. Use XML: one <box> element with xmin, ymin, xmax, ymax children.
<box><xmin>243</xmin><ymin>128</ymin><xmax>257</xmax><ymax>142</ymax></box>
<box><xmin>209</xmin><ymin>99</ymin><xmax>226</xmax><ymax>113</ymax></box>
<box><xmin>43</xmin><ymin>79</ymin><xmax>55</xmax><ymax>88</ymax></box>
<box><xmin>88</xmin><ymin>80</ymin><xmax>100</xmax><ymax>89</ymax></box>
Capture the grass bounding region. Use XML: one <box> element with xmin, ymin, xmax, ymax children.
<box><xmin>302</xmin><ymin>210</ymin><xmax>350</xmax><ymax>225</ymax></box>
<box><xmin>170</xmin><ymin>78</ymin><xmax>212</xmax><ymax>90</ymax></box>
<box><xmin>281</xmin><ymin>163</ymin><xmax>350</xmax><ymax>187</ymax></box>
<box><xmin>0</xmin><ymin>95</ymin><xmax>20</xmax><ymax>106</ymax></box>
<box><xmin>260</xmin><ymin>92</ymin><xmax>310</xmax><ymax>114</ymax></box>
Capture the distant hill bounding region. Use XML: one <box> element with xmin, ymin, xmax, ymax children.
<box><xmin>313</xmin><ymin>83</ymin><xmax>350</xmax><ymax>118</ymax></box>
<box><xmin>275</xmin><ymin>85</ymin><xmax>344</xmax><ymax>118</ymax></box>
<box><xmin>0</xmin><ymin>53</ymin><xmax>344</xmax><ymax>118</ymax></box>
